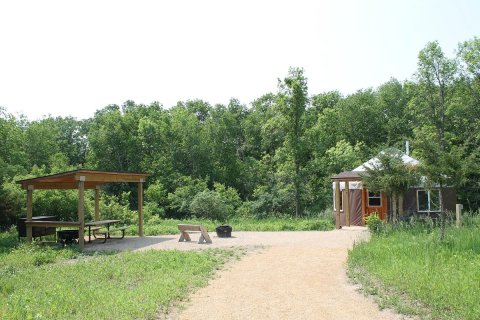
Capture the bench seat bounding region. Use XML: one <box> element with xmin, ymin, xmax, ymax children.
<box><xmin>178</xmin><ymin>224</ymin><xmax>212</xmax><ymax>244</ymax></box>
<box><xmin>96</xmin><ymin>226</ymin><xmax>128</xmax><ymax>243</ymax></box>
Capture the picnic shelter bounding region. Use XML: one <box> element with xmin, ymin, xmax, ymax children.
<box><xmin>17</xmin><ymin>169</ymin><xmax>149</xmax><ymax>249</ymax></box>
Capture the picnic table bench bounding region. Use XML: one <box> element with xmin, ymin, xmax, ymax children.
<box><xmin>95</xmin><ymin>226</ymin><xmax>128</xmax><ymax>243</ymax></box>
<box><xmin>178</xmin><ymin>224</ymin><xmax>212</xmax><ymax>244</ymax></box>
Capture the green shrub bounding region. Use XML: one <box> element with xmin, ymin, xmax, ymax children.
<box><xmin>144</xmin><ymin>181</ymin><xmax>168</xmax><ymax>208</ymax></box>
<box><xmin>365</xmin><ymin>213</ymin><xmax>383</xmax><ymax>235</ymax></box>
<box><xmin>189</xmin><ymin>190</ymin><xmax>228</xmax><ymax>221</ymax></box>
<box><xmin>142</xmin><ymin>201</ymin><xmax>165</xmax><ymax>223</ymax></box>
<box><xmin>97</xmin><ymin>192</ymin><xmax>136</xmax><ymax>225</ymax></box>
<box><xmin>167</xmin><ymin>176</ymin><xmax>208</xmax><ymax>217</ymax></box>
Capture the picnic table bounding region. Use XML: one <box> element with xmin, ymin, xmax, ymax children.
<box><xmin>85</xmin><ymin>220</ymin><xmax>126</xmax><ymax>243</ymax></box>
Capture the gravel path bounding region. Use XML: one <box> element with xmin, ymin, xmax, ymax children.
<box><xmin>85</xmin><ymin>228</ymin><xmax>405</xmax><ymax>319</ymax></box>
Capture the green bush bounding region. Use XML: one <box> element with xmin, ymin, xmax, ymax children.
<box><xmin>167</xmin><ymin>177</ymin><xmax>208</xmax><ymax>217</ymax></box>
<box><xmin>365</xmin><ymin>213</ymin><xmax>383</xmax><ymax>235</ymax></box>
<box><xmin>213</xmin><ymin>182</ymin><xmax>241</xmax><ymax>216</ymax></box>
<box><xmin>97</xmin><ymin>192</ymin><xmax>136</xmax><ymax>225</ymax></box>
<box><xmin>142</xmin><ymin>201</ymin><xmax>165</xmax><ymax>222</ymax></box>
<box><xmin>144</xmin><ymin>181</ymin><xmax>168</xmax><ymax>208</ymax></box>
<box><xmin>189</xmin><ymin>190</ymin><xmax>228</xmax><ymax>221</ymax></box>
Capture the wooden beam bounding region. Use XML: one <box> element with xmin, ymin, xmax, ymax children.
<box><xmin>345</xmin><ymin>181</ymin><xmax>350</xmax><ymax>227</ymax></box>
<box><xmin>20</xmin><ymin>181</ymin><xmax>100</xmax><ymax>190</ymax></box>
<box><xmin>25</xmin><ymin>221</ymin><xmax>81</xmax><ymax>228</ymax></box>
<box><xmin>138</xmin><ymin>180</ymin><xmax>144</xmax><ymax>237</ymax></box>
<box><xmin>335</xmin><ymin>181</ymin><xmax>341</xmax><ymax>229</ymax></box>
<box><xmin>26</xmin><ymin>185</ymin><xmax>33</xmax><ymax>242</ymax></box>
<box><xmin>75</xmin><ymin>172</ymin><xmax>148</xmax><ymax>183</ymax></box>
<box><xmin>78</xmin><ymin>178</ymin><xmax>85</xmax><ymax>250</ymax></box>
<box><xmin>95</xmin><ymin>186</ymin><xmax>100</xmax><ymax>222</ymax></box>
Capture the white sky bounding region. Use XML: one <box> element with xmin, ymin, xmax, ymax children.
<box><xmin>1</xmin><ymin>0</ymin><xmax>479</xmax><ymax>120</ymax></box>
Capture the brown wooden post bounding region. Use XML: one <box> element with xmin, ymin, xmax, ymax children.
<box><xmin>334</xmin><ymin>181</ymin><xmax>341</xmax><ymax>229</ymax></box>
<box><xmin>361</xmin><ymin>187</ymin><xmax>367</xmax><ymax>224</ymax></box>
<box><xmin>138</xmin><ymin>179</ymin><xmax>144</xmax><ymax>237</ymax></box>
<box><xmin>94</xmin><ymin>186</ymin><xmax>100</xmax><ymax>222</ymax></box>
<box><xmin>78</xmin><ymin>177</ymin><xmax>85</xmax><ymax>249</ymax></box>
<box><xmin>345</xmin><ymin>181</ymin><xmax>350</xmax><ymax>227</ymax></box>
<box><xmin>26</xmin><ymin>185</ymin><xmax>34</xmax><ymax>242</ymax></box>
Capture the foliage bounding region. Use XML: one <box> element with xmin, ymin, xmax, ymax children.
<box><xmin>363</xmin><ymin>149</ymin><xmax>418</xmax><ymax>195</ymax></box>
<box><xmin>189</xmin><ymin>190</ymin><xmax>229</xmax><ymax>221</ymax></box>
<box><xmin>364</xmin><ymin>213</ymin><xmax>383</xmax><ymax>235</ymax></box>
<box><xmin>362</xmin><ymin>148</ymin><xmax>419</xmax><ymax>222</ymax></box>
<box><xmin>348</xmin><ymin>216</ymin><xmax>480</xmax><ymax>319</ymax></box>
<box><xmin>277</xmin><ymin>67</ymin><xmax>309</xmax><ymax>217</ymax></box>
<box><xmin>167</xmin><ymin>176</ymin><xmax>208</xmax><ymax>217</ymax></box>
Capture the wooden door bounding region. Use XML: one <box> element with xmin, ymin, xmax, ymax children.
<box><xmin>362</xmin><ymin>189</ymin><xmax>388</xmax><ymax>222</ymax></box>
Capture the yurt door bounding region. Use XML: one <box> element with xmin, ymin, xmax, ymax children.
<box><xmin>363</xmin><ymin>189</ymin><xmax>388</xmax><ymax>221</ymax></box>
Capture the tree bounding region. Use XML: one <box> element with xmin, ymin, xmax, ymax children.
<box><xmin>456</xmin><ymin>37</ymin><xmax>480</xmax><ymax>210</ymax></box>
<box><xmin>412</xmin><ymin>41</ymin><xmax>458</xmax><ymax>239</ymax></box>
<box><xmin>277</xmin><ymin>67</ymin><xmax>309</xmax><ymax>217</ymax></box>
<box><xmin>376</xmin><ymin>79</ymin><xmax>413</xmax><ymax>146</ymax></box>
<box><xmin>24</xmin><ymin>118</ymin><xmax>61</xmax><ymax>169</ymax></box>
<box><xmin>362</xmin><ymin>149</ymin><xmax>418</xmax><ymax>223</ymax></box>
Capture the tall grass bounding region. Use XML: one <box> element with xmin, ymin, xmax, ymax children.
<box><xmin>140</xmin><ymin>216</ymin><xmax>334</xmax><ymax>236</ymax></box>
<box><xmin>348</xmin><ymin>214</ymin><xmax>480</xmax><ymax>320</ymax></box>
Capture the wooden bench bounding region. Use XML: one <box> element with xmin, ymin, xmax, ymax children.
<box><xmin>96</xmin><ymin>226</ymin><xmax>128</xmax><ymax>243</ymax></box>
<box><xmin>178</xmin><ymin>224</ymin><xmax>212</xmax><ymax>244</ymax></box>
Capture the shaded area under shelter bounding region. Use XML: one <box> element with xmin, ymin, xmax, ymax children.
<box><xmin>16</xmin><ymin>169</ymin><xmax>149</xmax><ymax>249</ymax></box>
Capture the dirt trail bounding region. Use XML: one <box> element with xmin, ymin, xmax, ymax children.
<box><xmin>168</xmin><ymin>229</ymin><xmax>404</xmax><ymax>320</ymax></box>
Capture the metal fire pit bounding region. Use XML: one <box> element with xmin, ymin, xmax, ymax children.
<box><xmin>57</xmin><ymin>230</ymin><xmax>79</xmax><ymax>245</ymax></box>
<box><xmin>215</xmin><ymin>225</ymin><xmax>232</xmax><ymax>238</ymax></box>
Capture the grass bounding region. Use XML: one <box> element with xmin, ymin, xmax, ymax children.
<box><xmin>139</xmin><ymin>216</ymin><xmax>335</xmax><ymax>236</ymax></box>
<box><xmin>348</xmin><ymin>215</ymin><xmax>480</xmax><ymax>320</ymax></box>
<box><xmin>0</xmin><ymin>229</ymin><xmax>236</xmax><ymax>320</ymax></box>
<box><xmin>0</xmin><ymin>215</ymin><xmax>333</xmax><ymax>318</ymax></box>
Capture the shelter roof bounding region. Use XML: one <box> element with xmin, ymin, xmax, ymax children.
<box><xmin>16</xmin><ymin>169</ymin><xmax>149</xmax><ymax>190</ymax></box>
<box><xmin>331</xmin><ymin>171</ymin><xmax>362</xmax><ymax>181</ymax></box>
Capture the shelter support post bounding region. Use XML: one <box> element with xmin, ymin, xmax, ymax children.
<box><xmin>138</xmin><ymin>180</ymin><xmax>144</xmax><ymax>237</ymax></box>
<box><xmin>345</xmin><ymin>181</ymin><xmax>350</xmax><ymax>227</ymax></box>
<box><xmin>78</xmin><ymin>178</ymin><xmax>85</xmax><ymax>249</ymax></box>
<box><xmin>94</xmin><ymin>186</ymin><xmax>100</xmax><ymax>222</ymax></box>
<box><xmin>26</xmin><ymin>185</ymin><xmax>33</xmax><ymax>242</ymax></box>
<box><xmin>456</xmin><ymin>204</ymin><xmax>463</xmax><ymax>228</ymax></box>
<box><xmin>335</xmin><ymin>181</ymin><xmax>341</xmax><ymax>229</ymax></box>
<box><xmin>361</xmin><ymin>187</ymin><xmax>367</xmax><ymax>224</ymax></box>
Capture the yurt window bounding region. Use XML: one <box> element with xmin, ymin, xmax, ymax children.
<box><xmin>417</xmin><ymin>190</ymin><xmax>441</xmax><ymax>212</ymax></box>
<box><xmin>368</xmin><ymin>191</ymin><xmax>382</xmax><ymax>207</ymax></box>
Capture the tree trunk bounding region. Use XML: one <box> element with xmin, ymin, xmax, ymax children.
<box><xmin>294</xmin><ymin>160</ymin><xmax>302</xmax><ymax>218</ymax></box>
<box><xmin>294</xmin><ymin>187</ymin><xmax>300</xmax><ymax>218</ymax></box>
<box><xmin>392</xmin><ymin>193</ymin><xmax>397</xmax><ymax>223</ymax></box>
<box><xmin>439</xmin><ymin>184</ymin><xmax>446</xmax><ymax>241</ymax></box>
<box><xmin>398</xmin><ymin>193</ymin><xmax>404</xmax><ymax>219</ymax></box>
